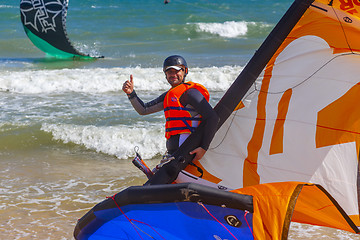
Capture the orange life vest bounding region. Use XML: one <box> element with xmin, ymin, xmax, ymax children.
<box><xmin>164</xmin><ymin>81</ymin><xmax>210</xmax><ymax>139</ymax></box>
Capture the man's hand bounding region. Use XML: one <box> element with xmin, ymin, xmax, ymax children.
<box><xmin>122</xmin><ymin>74</ymin><xmax>134</xmax><ymax>95</ymax></box>
<box><xmin>189</xmin><ymin>147</ymin><xmax>206</xmax><ymax>162</ymax></box>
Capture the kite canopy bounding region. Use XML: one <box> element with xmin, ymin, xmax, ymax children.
<box><xmin>171</xmin><ymin>0</ymin><xmax>360</xmax><ymax>233</ymax></box>
<box><xmin>20</xmin><ymin>0</ymin><xmax>97</xmax><ymax>59</ymax></box>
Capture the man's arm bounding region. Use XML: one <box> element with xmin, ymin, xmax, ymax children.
<box><xmin>123</xmin><ymin>74</ymin><xmax>166</xmax><ymax>115</ymax></box>
<box><xmin>180</xmin><ymin>88</ymin><xmax>219</xmax><ymax>160</ymax></box>
<box><xmin>128</xmin><ymin>91</ymin><xmax>166</xmax><ymax>115</ymax></box>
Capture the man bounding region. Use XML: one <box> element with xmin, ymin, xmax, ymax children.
<box><xmin>122</xmin><ymin>55</ymin><xmax>219</xmax><ymax>178</ymax></box>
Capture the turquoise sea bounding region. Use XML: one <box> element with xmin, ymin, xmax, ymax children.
<box><xmin>0</xmin><ymin>0</ymin><xmax>357</xmax><ymax>239</ymax></box>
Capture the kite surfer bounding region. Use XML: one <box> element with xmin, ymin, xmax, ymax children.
<box><xmin>164</xmin><ymin>0</ymin><xmax>170</xmax><ymax>4</ymax></box>
<box><xmin>122</xmin><ymin>55</ymin><xmax>219</xmax><ymax>180</ymax></box>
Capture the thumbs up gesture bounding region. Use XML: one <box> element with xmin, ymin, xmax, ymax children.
<box><xmin>122</xmin><ymin>74</ymin><xmax>134</xmax><ymax>95</ymax></box>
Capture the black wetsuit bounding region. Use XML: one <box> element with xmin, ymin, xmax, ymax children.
<box><xmin>127</xmin><ymin>85</ymin><xmax>219</xmax><ymax>154</ymax></box>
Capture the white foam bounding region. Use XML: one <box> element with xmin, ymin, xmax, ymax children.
<box><xmin>194</xmin><ymin>21</ymin><xmax>254</xmax><ymax>38</ymax></box>
<box><xmin>0</xmin><ymin>66</ymin><xmax>242</xmax><ymax>94</ymax></box>
<box><xmin>41</xmin><ymin>123</ymin><xmax>166</xmax><ymax>159</ymax></box>
<box><xmin>30</xmin><ymin>186</ymin><xmax>45</xmax><ymax>195</ymax></box>
<box><xmin>190</xmin><ymin>66</ymin><xmax>242</xmax><ymax>91</ymax></box>
<box><xmin>73</xmin><ymin>41</ymin><xmax>102</xmax><ymax>58</ymax></box>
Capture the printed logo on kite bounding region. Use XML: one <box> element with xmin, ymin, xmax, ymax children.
<box><xmin>217</xmin><ymin>185</ymin><xmax>228</xmax><ymax>190</ymax></box>
<box><xmin>20</xmin><ymin>0</ymin><xmax>62</xmax><ymax>33</ymax></box>
<box><xmin>20</xmin><ymin>0</ymin><xmax>103</xmax><ymax>59</ymax></box>
<box><xmin>224</xmin><ymin>215</ymin><xmax>242</xmax><ymax>228</ymax></box>
<box><xmin>343</xmin><ymin>16</ymin><xmax>353</xmax><ymax>23</ymax></box>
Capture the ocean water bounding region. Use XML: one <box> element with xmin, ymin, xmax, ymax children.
<box><xmin>0</xmin><ymin>0</ymin><xmax>359</xmax><ymax>239</ymax></box>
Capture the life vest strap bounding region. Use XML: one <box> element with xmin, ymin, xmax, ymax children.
<box><xmin>164</xmin><ymin>106</ymin><xmax>197</xmax><ymax>112</ymax></box>
<box><xmin>165</xmin><ymin>126</ymin><xmax>197</xmax><ymax>132</ymax></box>
<box><xmin>166</xmin><ymin>117</ymin><xmax>202</xmax><ymax>121</ymax></box>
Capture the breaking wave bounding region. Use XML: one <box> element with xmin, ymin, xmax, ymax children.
<box><xmin>0</xmin><ymin>65</ymin><xmax>243</xmax><ymax>94</ymax></box>
<box><xmin>194</xmin><ymin>21</ymin><xmax>271</xmax><ymax>38</ymax></box>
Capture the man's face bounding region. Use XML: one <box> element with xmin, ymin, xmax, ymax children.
<box><xmin>165</xmin><ymin>67</ymin><xmax>186</xmax><ymax>87</ymax></box>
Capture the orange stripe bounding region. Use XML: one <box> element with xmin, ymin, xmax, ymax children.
<box><xmin>243</xmin><ymin>66</ymin><xmax>273</xmax><ymax>187</ymax></box>
<box><xmin>269</xmin><ymin>89</ymin><xmax>292</xmax><ymax>155</ymax></box>
<box><xmin>316</xmin><ymin>82</ymin><xmax>360</xmax><ymax>158</ymax></box>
